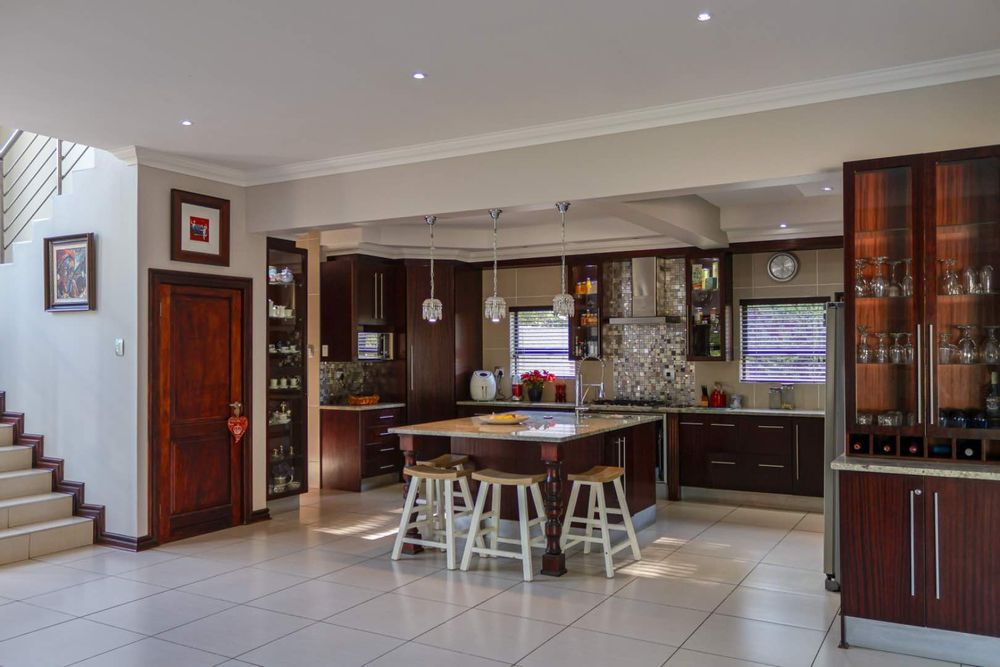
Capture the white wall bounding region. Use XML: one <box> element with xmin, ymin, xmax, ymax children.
<box><xmin>135</xmin><ymin>166</ymin><xmax>267</xmax><ymax>536</ymax></box>
<box><xmin>0</xmin><ymin>149</ymin><xmax>140</xmax><ymax>535</ymax></box>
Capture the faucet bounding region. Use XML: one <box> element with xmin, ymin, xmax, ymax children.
<box><xmin>575</xmin><ymin>355</ymin><xmax>606</xmax><ymax>422</ymax></box>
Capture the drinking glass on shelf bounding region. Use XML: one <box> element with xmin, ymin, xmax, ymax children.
<box><xmin>857</xmin><ymin>325</ymin><xmax>873</xmax><ymax>363</ymax></box>
<box><xmin>938</xmin><ymin>332</ymin><xmax>958</xmax><ymax>365</ymax></box>
<box><xmin>888</xmin><ymin>261</ymin><xmax>903</xmax><ymax>298</ymax></box>
<box><xmin>956</xmin><ymin>325</ymin><xmax>977</xmax><ymax>365</ymax></box>
<box><xmin>870</xmin><ymin>257</ymin><xmax>889</xmax><ymax>298</ymax></box>
<box><xmin>902</xmin><ymin>332</ymin><xmax>915</xmax><ymax>364</ymax></box>
<box><xmin>981</xmin><ymin>265</ymin><xmax>994</xmax><ymax>294</ymax></box>
<box><xmin>982</xmin><ymin>326</ymin><xmax>1000</xmax><ymax>364</ymax></box>
<box><xmin>875</xmin><ymin>332</ymin><xmax>891</xmax><ymax>364</ymax></box>
<box><xmin>899</xmin><ymin>258</ymin><xmax>914</xmax><ymax>297</ymax></box>
<box><xmin>890</xmin><ymin>333</ymin><xmax>906</xmax><ymax>364</ymax></box>
<box><xmin>854</xmin><ymin>259</ymin><xmax>870</xmax><ymax>297</ymax></box>
<box><xmin>939</xmin><ymin>258</ymin><xmax>962</xmax><ymax>295</ymax></box>
<box><xmin>963</xmin><ymin>267</ymin><xmax>981</xmax><ymax>295</ymax></box>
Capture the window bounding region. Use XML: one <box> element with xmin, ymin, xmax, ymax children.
<box><xmin>509</xmin><ymin>308</ymin><xmax>575</xmax><ymax>379</ymax></box>
<box><xmin>740</xmin><ymin>298</ymin><xmax>828</xmax><ymax>383</ymax></box>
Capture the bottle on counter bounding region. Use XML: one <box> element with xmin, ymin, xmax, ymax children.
<box><xmin>700</xmin><ymin>385</ymin><xmax>709</xmax><ymax>407</ymax></box>
<box><xmin>986</xmin><ymin>371</ymin><xmax>1000</xmax><ymax>419</ymax></box>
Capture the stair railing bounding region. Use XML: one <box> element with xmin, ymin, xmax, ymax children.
<box><xmin>0</xmin><ymin>129</ymin><xmax>89</xmax><ymax>263</ymax></box>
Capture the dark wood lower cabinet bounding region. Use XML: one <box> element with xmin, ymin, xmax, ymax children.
<box><xmin>840</xmin><ymin>470</ymin><xmax>1000</xmax><ymax>638</ymax></box>
<box><xmin>792</xmin><ymin>418</ymin><xmax>825</xmax><ymax>497</ymax></box>
<box><xmin>320</xmin><ymin>407</ymin><xmax>404</xmax><ymax>491</ymax></box>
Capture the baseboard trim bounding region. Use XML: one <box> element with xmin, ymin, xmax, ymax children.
<box><xmin>680</xmin><ymin>486</ymin><xmax>824</xmax><ymax>513</ymax></box>
<box><xmin>844</xmin><ymin>615</ymin><xmax>1000</xmax><ymax>666</ymax></box>
<box><xmin>249</xmin><ymin>508</ymin><xmax>271</xmax><ymax>523</ymax></box>
<box><xmin>99</xmin><ymin>532</ymin><xmax>158</xmax><ymax>552</ymax></box>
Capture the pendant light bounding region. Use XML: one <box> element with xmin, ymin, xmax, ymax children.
<box><xmin>552</xmin><ymin>201</ymin><xmax>574</xmax><ymax>319</ymax></box>
<box><xmin>483</xmin><ymin>208</ymin><xmax>508</xmax><ymax>323</ymax></box>
<box><xmin>421</xmin><ymin>215</ymin><xmax>443</xmax><ymax>323</ymax></box>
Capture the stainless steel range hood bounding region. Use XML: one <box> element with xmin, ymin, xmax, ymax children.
<box><xmin>608</xmin><ymin>256</ymin><xmax>684</xmax><ymax>325</ymax></box>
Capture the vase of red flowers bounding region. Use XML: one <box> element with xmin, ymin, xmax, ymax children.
<box><xmin>520</xmin><ymin>369</ymin><xmax>554</xmax><ymax>402</ymax></box>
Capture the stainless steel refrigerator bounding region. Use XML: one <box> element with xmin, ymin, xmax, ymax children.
<box><xmin>823</xmin><ymin>301</ymin><xmax>845</xmax><ymax>592</ymax></box>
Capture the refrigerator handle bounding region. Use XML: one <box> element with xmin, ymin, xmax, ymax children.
<box><xmin>916</xmin><ymin>325</ymin><xmax>922</xmax><ymax>424</ymax></box>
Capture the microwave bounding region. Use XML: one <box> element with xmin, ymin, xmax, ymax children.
<box><xmin>357</xmin><ymin>332</ymin><xmax>394</xmax><ymax>361</ymax></box>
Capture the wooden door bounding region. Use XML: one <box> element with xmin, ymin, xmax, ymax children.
<box><xmin>924</xmin><ymin>477</ymin><xmax>1000</xmax><ymax>637</ymax></box>
<box><xmin>840</xmin><ymin>471</ymin><xmax>925</xmax><ymax>627</ymax></box>
<box><xmin>151</xmin><ymin>271</ymin><xmax>252</xmax><ymax>543</ymax></box>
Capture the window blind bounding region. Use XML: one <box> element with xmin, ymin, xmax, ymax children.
<box><xmin>740</xmin><ymin>299</ymin><xmax>827</xmax><ymax>384</ymax></box>
<box><xmin>509</xmin><ymin>309</ymin><xmax>575</xmax><ymax>379</ymax></box>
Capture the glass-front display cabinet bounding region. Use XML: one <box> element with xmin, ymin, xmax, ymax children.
<box><xmin>686</xmin><ymin>252</ymin><xmax>731</xmax><ymax>361</ymax></box>
<box><xmin>266</xmin><ymin>237</ymin><xmax>308</xmax><ymax>499</ymax></box>
<box><xmin>568</xmin><ymin>259</ymin><xmax>601</xmax><ymax>359</ymax></box>
<box><xmin>845</xmin><ymin>145</ymin><xmax>1000</xmax><ymax>463</ymax></box>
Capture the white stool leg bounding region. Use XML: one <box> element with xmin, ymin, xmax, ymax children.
<box><xmin>583</xmin><ymin>485</ymin><xmax>597</xmax><ymax>554</ymax></box>
<box><xmin>489</xmin><ymin>483</ymin><xmax>501</xmax><ymax>554</ymax></box>
<box><xmin>444</xmin><ymin>479</ymin><xmax>456</xmax><ymax>570</ymax></box>
<box><xmin>516</xmin><ymin>485</ymin><xmax>533</xmax><ymax>582</ymax></box>
<box><xmin>594</xmin><ymin>483</ymin><xmax>614</xmax><ymax>578</ymax></box>
<box><xmin>613</xmin><ymin>477</ymin><xmax>642</xmax><ymax>560</ymax></box>
<box><xmin>424</xmin><ymin>478</ymin><xmax>437</xmax><ymax>533</ymax></box>
<box><xmin>461</xmin><ymin>480</ymin><xmax>490</xmax><ymax>571</ymax></box>
<box><xmin>459</xmin><ymin>476</ymin><xmax>486</xmax><ymax>549</ymax></box>
<box><xmin>392</xmin><ymin>477</ymin><xmax>421</xmax><ymax>560</ymax></box>
<box><xmin>561</xmin><ymin>481</ymin><xmax>581</xmax><ymax>550</ymax></box>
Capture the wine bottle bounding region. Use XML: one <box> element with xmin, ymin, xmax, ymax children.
<box><xmin>986</xmin><ymin>371</ymin><xmax>1000</xmax><ymax>418</ymax></box>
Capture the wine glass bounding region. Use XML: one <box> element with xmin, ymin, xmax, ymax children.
<box><xmin>890</xmin><ymin>333</ymin><xmax>906</xmax><ymax>364</ymax></box>
<box><xmin>956</xmin><ymin>325</ymin><xmax>977</xmax><ymax>365</ymax></box>
<box><xmin>854</xmin><ymin>259</ymin><xmax>870</xmax><ymax>297</ymax></box>
<box><xmin>938</xmin><ymin>331</ymin><xmax>958</xmax><ymax>365</ymax></box>
<box><xmin>875</xmin><ymin>332</ymin><xmax>891</xmax><ymax>364</ymax></box>
<box><xmin>899</xmin><ymin>258</ymin><xmax>914</xmax><ymax>297</ymax></box>
<box><xmin>870</xmin><ymin>257</ymin><xmax>889</xmax><ymax>298</ymax></box>
<box><xmin>983</xmin><ymin>326</ymin><xmax>1000</xmax><ymax>364</ymax></box>
<box><xmin>888</xmin><ymin>261</ymin><xmax>903</xmax><ymax>298</ymax></box>
<box><xmin>902</xmin><ymin>332</ymin><xmax>915</xmax><ymax>364</ymax></box>
<box><xmin>857</xmin><ymin>326</ymin><xmax>873</xmax><ymax>363</ymax></box>
<box><xmin>939</xmin><ymin>258</ymin><xmax>962</xmax><ymax>295</ymax></box>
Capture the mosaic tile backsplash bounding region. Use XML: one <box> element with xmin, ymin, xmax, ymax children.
<box><xmin>319</xmin><ymin>361</ymin><xmax>403</xmax><ymax>404</ymax></box>
<box><xmin>602</xmin><ymin>258</ymin><xmax>696</xmax><ymax>405</ymax></box>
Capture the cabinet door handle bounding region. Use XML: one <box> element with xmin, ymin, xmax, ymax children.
<box><xmin>928</xmin><ymin>324</ymin><xmax>935</xmax><ymax>425</ymax></box>
<box><xmin>710</xmin><ymin>460</ymin><xmax>736</xmax><ymax>465</ymax></box>
<box><xmin>373</xmin><ymin>274</ymin><xmax>379</xmax><ymax>319</ymax></box>
<box><xmin>379</xmin><ymin>273</ymin><xmax>384</xmax><ymax>319</ymax></box>
<box><xmin>794</xmin><ymin>424</ymin><xmax>800</xmax><ymax>480</ymax></box>
<box><xmin>916</xmin><ymin>325</ymin><xmax>923</xmax><ymax>425</ymax></box>
<box><xmin>380</xmin><ymin>464</ymin><xmax>396</xmax><ymax>470</ymax></box>
<box><xmin>379</xmin><ymin>446</ymin><xmax>395</xmax><ymax>452</ymax></box>
<box><xmin>709</xmin><ymin>423</ymin><xmax>736</xmax><ymax>428</ymax></box>
<box><xmin>910</xmin><ymin>489</ymin><xmax>922</xmax><ymax>597</ymax></box>
<box><xmin>409</xmin><ymin>344</ymin><xmax>414</xmax><ymax>392</ymax></box>
<box><xmin>679</xmin><ymin>421</ymin><xmax>702</xmax><ymax>426</ymax></box>
<box><xmin>757</xmin><ymin>463</ymin><xmax>785</xmax><ymax>469</ymax></box>
<box><xmin>933</xmin><ymin>491</ymin><xmax>941</xmax><ymax>600</ymax></box>
<box><xmin>378</xmin><ymin>414</ymin><xmax>395</xmax><ymax>420</ymax></box>
<box><xmin>379</xmin><ymin>431</ymin><xmax>392</xmax><ymax>437</ymax></box>
<box><xmin>757</xmin><ymin>425</ymin><xmax>784</xmax><ymax>430</ymax></box>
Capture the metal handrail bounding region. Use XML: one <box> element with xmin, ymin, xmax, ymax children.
<box><xmin>0</xmin><ymin>129</ymin><xmax>89</xmax><ymax>262</ymax></box>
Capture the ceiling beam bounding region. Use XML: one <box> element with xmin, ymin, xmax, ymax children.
<box><xmin>594</xmin><ymin>196</ymin><xmax>728</xmax><ymax>249</ymax></box>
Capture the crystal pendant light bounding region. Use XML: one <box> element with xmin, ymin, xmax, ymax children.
<box><xmin>421</xmin><ymin>215</ymin><xmax>443</xmax><ymax>323</ymax></box>
<box><xmin>484</xmin><ymin>208</ymin><xmax>508</xmax><ymax>323</ymax></box>
<box><xmin>552</xmin><ymin>201</ymin><xmax>574</xmax><ymax>319</ymax></box>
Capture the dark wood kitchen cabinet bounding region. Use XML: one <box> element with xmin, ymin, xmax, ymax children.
<box><xmin>686</xmin><ymin>251</ymin><xmax>732</xmax><ymax>361</ymax></box>
<box><xmin>320</xmin><ymin>254</ymin><xmax>403</xmax><ymax>361</ymax></box>
<box><xmin>320</xmin><ymin>406</ymin><xmax>404</xmax><ymax>491</ymax></box>
<box><xmin>603</xmin><ymin>421</ymin><xmax>657</xmax><ymax>515</ymax></box>
<box><xmin>792</xmin><ymin>417</ymin><xmax>825</xmax><ymax>496</ymax></box>
<box><xmin>840</xmin><ymin>470</ymin><xmax>1000</xmax><ymax>638</ymax></box>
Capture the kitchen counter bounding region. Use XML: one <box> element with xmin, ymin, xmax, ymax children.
<box><xmin>320</xmin><ymin>402</ymin><xmax>405</xmax><ymax>412</ymax></box>
<box><xmin>390</xmin><ymin>411</ymin><xmax>660</xmax><ymax>443</ymax></box>
<box><xmin>456</xmin><ymin>400</ymin><xmax>823</xmax><ymax>418</ymax></box>
<box><xmin>831</xmin><ymin>454</ymin><xmax>1000</xmax><ymax>481</ymax></box>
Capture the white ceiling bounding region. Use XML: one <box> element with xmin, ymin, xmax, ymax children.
<box><xmin>2</xmin><ymin>0</ymin><xmax>1000</xmax><ymax>180</ymax></box>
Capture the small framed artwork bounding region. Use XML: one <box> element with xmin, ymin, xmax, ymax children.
<box><xmin>44</xmin><ymin>233</ymin><xmax>96</xmax><ymax>312</ymax></box>
<box><xmin>170</xmin><ymin>189</ymin><xmax>230</xmax><ymax>266</ymax></box>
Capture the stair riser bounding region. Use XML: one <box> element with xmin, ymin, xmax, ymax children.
<box><xmin>1</xmin><ymin>495</ymin><xmax>73</xmax><ymax>529</ymax></box>
<box><xmin>0</xmin><ymin>521</ymin><xmax>92</xmax><ymax>565</ymax></box>
<box><xmin>0</xmin><ymin>426</ymin><xmax>12</xmax><ymax>447</ymax></box>
<box><xmin>0</xmin><ymin>472</ymin><xmax>51</xmax><ymax>500</ymax></box>
<box><xmin>0</xmin><ymin>447</ymin><xmax>31</xmax><ymax>472</ymax></box>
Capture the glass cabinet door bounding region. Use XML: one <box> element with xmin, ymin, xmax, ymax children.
<box><xmin>928</xmin><ymin>151</ymin><xmax>1000</xmax><ymax>461</ymax></box>
<box><xmin>848</xmin><ymin>163</ymin><xmax>922</xmax><ymax>455</ymax></box>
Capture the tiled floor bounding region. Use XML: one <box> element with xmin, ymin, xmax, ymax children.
<box><xmin>0</xmin><ymin>486</ymin><xmax>969</xmax><ymax>667</ymax></box>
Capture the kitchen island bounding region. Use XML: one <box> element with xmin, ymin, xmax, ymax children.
<box><xmin>389</xmin><ymin>411</ymin><xmax>660</xmax><ymax>576</ymax></box>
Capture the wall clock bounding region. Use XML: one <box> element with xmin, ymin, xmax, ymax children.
<box><xmin>767</xmin><ymin>252</ymin><xmax>799</xmax><ymax>282</ymax></box>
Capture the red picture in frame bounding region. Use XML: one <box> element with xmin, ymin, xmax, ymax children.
<box><xmin>170</xmin><ymin>189</ymin><xmax>230</xmax><ymax>266</ymax></box>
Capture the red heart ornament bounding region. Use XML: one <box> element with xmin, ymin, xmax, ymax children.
<box><xmin>227</xmin><ymin>416</ymin><xmax>248</xmax><ymax>443</ymax></box>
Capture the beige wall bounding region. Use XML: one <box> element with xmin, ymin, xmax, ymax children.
<box><xmin>694</xmin><ymin>248</ymin><xmax>844</xmax><ymax>409</ymax></box>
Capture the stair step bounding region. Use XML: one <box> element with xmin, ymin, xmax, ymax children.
<box><xmin>0</xmin><ymin>492</ymin><xmax>73</xmax><ymax>528</ymax></box>
<box><xmin>0</xmin><ymin>516</ymin><xmax>93</xmax><ymax>565</ymax></box>
<box><xmin>0</xmin><ymin>446</ymin><xmax>32</xmax><ymax>472</ymax></box>
<box><xmin>0</xmin><ymin>424</ymin><xmax>13</xmax><ymax>447</ymax></box>
<box><xmin>0</xmin><ymin>468</ymin><xmax>52</xmax><ymax>500</ymax></box>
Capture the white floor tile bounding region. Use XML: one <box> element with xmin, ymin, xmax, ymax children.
<box><xmin>84</xmin><ymin>589</ymin><xmax>233</xmax><ymax>634</ymax></box>
<box><xmin>239</xmin><ymin>622</ymin><xmax>403</xmax><ymax>667</ymax></box>
<box><xmin>156</xmin><ymin>534</ymin><xmax>250</xmax><ymax>556</ymax></box>
<box><xmin>320</xmin><ymin>557</ymin><xmax>441</xmax><ymax>592</ymax></box>
<box><xmin>615</xmin><ymin>574</ymin><xmax>735</xmax><ymax>612</ymax></box>
<box><xmin>0</xmin><ymin>618</ymin><xmax>143</xmax><ymax>667</ymax></box>
<box><xmin>742</xmin><ymin>562</ymin><xmax>834</xmax><ymax>597</ymax></box>
<box><xmin>531</xmin><ymin>562</ymin><xmax>636</xmax><ymax>595</ymax></box>
<box><xmin>716</xmin><ymin>586</ymin><xmax>840</xmax><ymax>631</ymax></box>
<box><xmin>32</xmin><ymin>545</ymin><xmax>113</xmax><ymax>565</ymax></box>
<box><xmin>178</xmin><ymin>567</ymin><xmax>307</xmax><ymax>603</ymax></box>
<box><xmin>573</xmin><ymin>596</ymin><xmax>708</xmax><ymax>646</ymax></box>
<box><xmin>0</xmin><ymin>601</ymin><xmax>74</xmax><ymax>641</ymax></box>
<box><xmin>157</xmin><ymin>605</ymin><xmax>311</xmax><ymax>657</ymax></box>
<box><xmin>316</xmin><ymin>534</ymin><xmax>396</xmax><ymax>557</ymax></box>
<box><xmin>762</xmin><ymin>531</ymin><xmax>824</xmax><ymax>571</ymax></box>
<box><xmin>721</xmin><ymin>507</ymin><xmax>806</xmax><ymax>530</ymax></box>
<box><xmin>251</xmin><ymin>546</ymin><xmax>365</xmax><ymax>577</ymax></box>
<box><xmin>683</xmin><ymin>614</ymin><xmax>825</xmax><ymax>667</ymax></box>
<box><xmin>328</xmin><ymin>592</ymin><xmax>466</xmax><ymax>640</ymax></box>
<box><xmin>678</xmin><ymin>524</ymin><xmax>789</xmax><ymax>561</ymax></box>
<box><xmin>27</xmin><ymin>576</ymin><xmax>166</xmax><ymax>616</ymax></box>
<box><xmin>657</xmin><ymin>552</ymin><xmax>756</xmax><ymax>584</ymax></box>
<box><xmin>60</xmin><ymin>549</ymin><xmax>180</xmax><ymax>575</ymax></box>
<box><xmin>394</xmin><ymin>569</ymin><xmax>516</xmax><ymax>607</ymax></box>
<box><xmin>794</xmin><ymin>513</ymin><xmax>826</xmax><ymax>533</ymax></box>
<box><xmin>479</xmin><ymin>582</ymin><xmax>607</xmax><ymax>624</ymax></box>
<box><xmin>197</xmin><ymin>539</ymin><xmax>303</xmax><ymax>566</ymax></box>
<box><xmin>666</xmin><ymin>648</ymin><xmax>773</xmax><ymax>666</ymax></box>
<box><xmin>368</xmin><ymin>641</ymin><xmax>508</xmax><ymax>666</ymax></box>
<box><xmin>70</xmin><ymin>637</ymin><xmax>224</xmax><ymax>667</ymax></box>
<box><xmin>118</xmin><ymin>555</ymin><xmax>241</xmax><ymax>588</ymax></box>
<box><xmin>0</xmin><ymin>560</ymin><xmax>103</xmax><ymax>599</ymax></box>
<box><xmin>417</xmin><ymin>608</ymin><xmax>563</xmax><ymax>664</ymax></box>
<box><xmin>520</xmin><ymin>626</ymin><xmax>677</xmax><ymax>667</ymax></box>
<box><xmin>248</xmin><ymin>579</ymin><xmax>380</xmax><ymax>620</ymax></box>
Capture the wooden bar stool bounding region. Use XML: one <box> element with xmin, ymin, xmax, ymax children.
<box><xmin>560</xmin><ymin>465</ymin><xmax>641</xmax><ymax>577</ymax></box>
<box><xmin>392</xmin><ymin>465</ymin><xmax>472</xmax><ymax>570</ymax></box>
<box><xmin>417</xmin><ymin>454</ymin><xmax>474</xmax><ymax>532</ymax></box>
<box><xmin>460</xmin><ymin>469</ymin><xmax>546</xmax><ymax>581</ymax></box>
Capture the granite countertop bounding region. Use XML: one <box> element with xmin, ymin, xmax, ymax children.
<box><xmin>319</xmin><ymin>402</ymin><xmax>406</xmax><ymax>412</ymax></box>
<box><xmin>456</xmin><ymin>400</ymin><xmax>823</xmax><ymax>418</ymax></box>
<box><xmin>831</xmin><ymin>454</ymin><xmax>1000</xmax><ymax>481</ymax></box>
<box><xmin>389</xmin><ymin>410</ymin><xmax>661</xmax><ymax>443</ymax></box>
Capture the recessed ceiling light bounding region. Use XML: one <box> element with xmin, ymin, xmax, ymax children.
<box><xmin>412</xmin><ymin>72</ymin><xmax>426</xmax><ymax>80</ymax></box>
<box><xmin>697</xmin><ymin>11</ymin><xmax>712</xmax><ymax>21</ymax></box>
<box><xmin>822</xmin><ymin>186</ymin><xmax>833</xmax><ymax>192</ymax></box>
<box><xmin>779</xmin><ymin>223</ymin><xmax>788</xmax><ymax>229</ymax></box>
<box><xmin>180</xmin><ymin>120</ymin><xmax>193</xmax><ymax>126</ymax></box>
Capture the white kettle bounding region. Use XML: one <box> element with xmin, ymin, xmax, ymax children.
<box><xmin>470</xmin><ymin>370</ymin><xmax>498</xmax><ymax>401</ymax></box>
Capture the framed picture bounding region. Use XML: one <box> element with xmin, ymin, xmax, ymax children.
<box><xmin>170</xmin><ymin>189</ymin><xmax>230</xmax><ymax>266</ymax></box>
<box><xmin>44</xmin><ymin>233</ymin><xmax>96</xmax><ymax>312</ymax></box>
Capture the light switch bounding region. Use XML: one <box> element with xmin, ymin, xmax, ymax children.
<box><xmin>114</xmin><ymin>338</ymin><xmax>125</xmax><ymax>356</ymax></box>
<box><xmin>321</xmin><ymin>344</ymin><xmax>328</xmax><ymax>357</ymax></box>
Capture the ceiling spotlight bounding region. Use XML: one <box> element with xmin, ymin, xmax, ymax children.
<box><xmin>822</xmin><ymin>186</ymin><xmax>833</xmax><ymax>192</ymax></box>
<box><xmin>412</xmin><ymin>72</ymin><xmax>426</xmax><ymax>80</ymax></box>
<box><xmin>779</xmin><ymin>223</ymin><xmax>788</xmax><ymax>229</ymax></box>
<box><xmin>180</xmin><ymin>120</ymin><xmax>193</xmax><ymax>126</ymax></box>
<box><xmin>697</xmin><ymin>11</ymin><xmax>712</xmax><ymax>21</ymax></box>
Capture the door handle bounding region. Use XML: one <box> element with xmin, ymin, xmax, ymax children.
<box><xmin>709</xmin><ymin>423</ymin><xmax>735</xmax><ymax>428</ymax></box>
<box><xmin>757</xmin><ymin>425</ymin><xmax>784</xmax><ymax>430</ymax></box>
<box><xmin>928</xmin><ymin>324</ymin><xmax>936</xmax><ymax>425</ymax></box>
<box><xmin>916</xmin><ymin>325</ymin><xmax>923</xmax><ymax>424</ymax></box>
<box><xmin>379</xmin><ymin>446</ymin><xmax>395</xmax><ymax>452</ymax></box>
<box><xmin>710</xmin><ymin>460</ymin><xmax>736</xmax><ymax>465</ymax></box>
<box><xmin>228</xmin><ymin>401</ymin><xmax>243</xmax><ymax>417</ymax></box>
<box><xmin>910</xmin><ymin>488</ymin><xmax>922</xmax><ymax>597</ymax></box>
<box><xmin>373</xmin><ymin>274</ymin><xmax>378</xmax><ymax>320</ymax></box>
<box><xmin>679</xmin><ymin>421</ymin><xmax>702</xmax><ymax>426</ymax></box>
<box><xmin>933</xmin><ymin>491</ymin><xmax>941</xmax><ymax>600</ymax></box>
<box><xmin>409</xmin><ymin>344</ymin><xmax>414</xmax><ymax>392</ymax></box>
<box><xmin>794</xmin><ymin>424</ymin><xmax>800</xmax><ymax>480</ymax></box>
<box><xmin>378</xmin><ymin>414</ymin><xmax>395</xmax><ymax>420</ymax></box>
<box><xmin>757</xmin><ymin>463</ymin><xmax>785</xmax><ymax>469</ymax></box>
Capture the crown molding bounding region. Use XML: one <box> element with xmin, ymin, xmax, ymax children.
<box><xmin>109</xmin><ymin>146</ymin><xmax>138</xmax><ymax>165</ymax></box>
<box><xmin>118</xmin><ymin>49</ymin><xmax>1000</xmax><ymax>188</ymax></box>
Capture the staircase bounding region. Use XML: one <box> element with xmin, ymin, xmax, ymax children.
<box><xmin>0</xmin><ymin>409</ymin><xmax>92</xmax><ymax>565</ymax></box>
